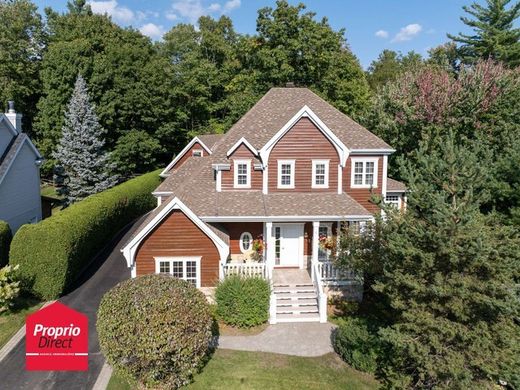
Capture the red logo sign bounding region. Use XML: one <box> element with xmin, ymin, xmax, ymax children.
<box><xmin>26</xmin><ymin>301</ymin><xmax>88</xmax><ymax>371</ymax></box>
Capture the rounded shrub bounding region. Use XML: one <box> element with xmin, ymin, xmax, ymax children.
<box><xmin>97</xmin><ymin>275</ymin><xmax>213</xmax><ymax>389</ymax></box>
<box><xmin>333</xmin><ymin>317</ymin><xmax>380</xmax><ymax>373</ymax></box>
<box><xmin>0</xmin><ymin>221</ymin><xmax>12</xmax><ymax>267</ymax></box>
<box><xmin>9</xmin><ymin>170</ymin><xmax>161</xmax><ymax>299</ymax></box>
<box><xmin>215</xmin><ymin>275</ymin><xmax>270</xmax><ymax>327</ymax></box>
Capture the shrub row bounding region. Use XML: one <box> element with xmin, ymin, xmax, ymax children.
<box><xmin>9</xmin><ymin>170</ymin><xmax>161</xmax><ymax>299</ymax></box>
<box><xmin>97</xmin><ymin>275</ymin><xmax>213</xmax><ymax>389</ymax></box>
<box><xmin>215</xmin><ymin>275</ymin><xmax>270</xmax><ymax>327</ymax></box>
<box><xmin>0</xmin><ymin>220</ymin><xmax>12</xmax><ymax>267</ymax></box>
<box><xmin>333</xmin><ymin>317</ymin><xmax>380</xmax><ymax>373</ymax></box>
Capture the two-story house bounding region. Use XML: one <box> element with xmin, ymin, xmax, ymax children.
<box><xmin>0</xmin><ymin>102</ymin><xmax>43</xmax><ymax>233</ymax></box>
<box><xmin>121</xmin><ymin>87</ymin><xmax>406</xmax><ymax>323</ymax></box>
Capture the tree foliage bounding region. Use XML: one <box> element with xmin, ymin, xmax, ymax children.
<box><xmin>366</xmin><ymin>50</ymin><xmax>423</xmax><ymax>91</ymax></box>
<box><xmin>337</xmin><ymin>133</ymin><xmax>520</xmax><ymax>389</ymax></box>
<box><xmin>53</xmin><ymin>75</ymin><xmax>117</xmax><ymax>205</ymax></box>
<box><xmin>449</xmin><ymin>0</ymin><xmax>520</xmax><ymax>67</ymax></box>
<box><xmin>0</xmin><ymin>0</ymin><xmax>45</xmax><ymax>133</ymax></box>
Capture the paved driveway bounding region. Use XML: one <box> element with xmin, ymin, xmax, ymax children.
<box><xmin>0</xmin><ymin>217</ymin><xmax>143</xmax><ymax>390</ymax></box>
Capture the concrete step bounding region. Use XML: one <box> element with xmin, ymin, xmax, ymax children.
<box><xmin>276</xmin><ymin>298</ymin><xmax>318</xmax><ymax>307</ymax></box>
<box><xmin>275</xmin><ymin>292</ymin><xmax>318</xmax><ymax>300</ymax></box>
<box><xmin>276</xmin><ymin>312</ymin><xmax>321</xmax><ymax>323</ymax></box>
<box><xmin>276</xmin><ymin>305</ymin><xmax>319</xmax><ymax>315</ymax></box>
<box><xmin>273</xmin><ymin>286</ymin><xmax>316</xmax><ymax>294</ymax></box>
<box><xmin>273</xmin><ymin>283</ymin><xmax>314</xmax><ymax>288</ymax></box>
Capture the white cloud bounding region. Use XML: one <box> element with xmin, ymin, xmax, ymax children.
<box><xmin>224</xmin><ymin>0</ymin><xmax>240</xmax><ymax>12</ymax></box>
<box><xmin>392</xmin><ymin>23</ymin><xmax>423</xmax><ymax>42</ymax></box>
<box><xmin>88</xmin><ymin>0</ymin><xmax>135</xmax><ymax>24</ymax></box>
<box><xmin>139</xmin><ymin>23</ymin><xmax>166</xmax><ymax>40</ymax></box>
<box><xmin>375</xmin><ymin>30</ymin><xmax>389</xmax><ymax>39</ymax></box>
<box><xmin>167</xmin><ymin>0</ymin><xmax>241</xmax><ymax>24</ymax></box>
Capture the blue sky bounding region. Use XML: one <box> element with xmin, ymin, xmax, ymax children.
<box><xmin>33</xmin><ymin>0</ymin><xmax>479</xmax><ymax>68</ymax></box>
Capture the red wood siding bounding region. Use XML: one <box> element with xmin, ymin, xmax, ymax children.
<box><xmin>222</xmin><ymin>144</ymin><xmax>262</xmax><ymax>190</ymax></box>
<box><xmin>167</xmin><ymin>142</ymin><xmax>205</xmax><ymax>173</ymax></box>
<box><xmin>135</xmin><ymin>209</ymin><xmax>220</xmax><ymax>287</ymax></box>
<box><xmin>268</xmin><ymin>117</ymin><xmax>340</xmax><ymax>192</ymax></box>
<box><xmin>221</xmin><ymin>222</ymin><xmax>263</xmax><ymax>254</ymax></box>
<box><xmin>343</xmin><ymin>156</ymin><xmax>383</xmax><ymax>213</ymax></box>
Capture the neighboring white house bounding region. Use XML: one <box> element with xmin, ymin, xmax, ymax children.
<box><xmin>0</xmin><ymin>102</ymin><xmax>43</xmax><ymax>233</ymax></box>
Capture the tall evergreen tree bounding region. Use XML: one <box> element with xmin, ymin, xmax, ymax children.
<box><xmin>53</xmin><ymin>75</ymin><xmax>117</xmax><ymax>205</ymax></box>
<box><xmin>448</xmin><ymin>0</ymin><xmax>520</xmax><ymax>66</ymax></box>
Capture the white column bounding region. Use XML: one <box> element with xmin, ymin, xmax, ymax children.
<box><xmin>216</xmin><ymin>170</ymin><xmax>222</xmax><ymax>192</ymax></box>
<box><xmin>265</xmin><ymin>221</ymin><xmax>274</xmax><ymax>279</ymax></box>
<box><xmin>311</xmin><ymin>221</ymin><xmax>320</xmax><ymax>280</ymax></box>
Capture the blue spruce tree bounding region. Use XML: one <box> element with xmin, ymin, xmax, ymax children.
<box><xmin>53</xmin><ymin>75</ymin><xmax>118</xmax><ymax>205</ymax></box>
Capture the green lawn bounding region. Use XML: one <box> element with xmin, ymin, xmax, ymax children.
<box><xmin>0</xmin><ymin>297</ymin><xmax>43</xmax><ymax>349</ymax></box>
<box><xmin>107</xmin><ymin>349</ymin><xmax>379</xmax><ymax>390</ymax></box>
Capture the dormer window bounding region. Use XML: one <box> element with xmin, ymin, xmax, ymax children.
<box><xmin>278</xmin><ymin>160</ymin><xmax>295</xmax><ymax>189</ymax></box>
<box><xmin>312</xmin><ymin>160</ymin><xmax>329</xmax><ymax>188</ymax></box>
<box><xmin>234</xmin><ymin>159</ymin><xmax>251</xmax><ymax>188</ymax></box>
<box><xmin>351</xmin><ymin>158</ymin><xmax>378</xmax><ymax>188</ymax></box>
<box><xmin>192</xmin><ymin>149</ymin><xmax>203</xmax><ymax>157</ymax></box>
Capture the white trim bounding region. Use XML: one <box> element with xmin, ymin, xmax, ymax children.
<box><xmin>277</xmin><ymin>160</ymin><xmax>295</xmax><ymax>189</ymax></box>
<box><xmin>0</xmin><ymin>134</ymin><xmax>42</xmax><ymax>187</ymax></box>
<box><xmin>0</xmin><ymin>114</ymin><xmax>19</xmax><ymax>136</ymax></box>
<box><xmin>382</xmin><ymin>155</ymin><xmax>388</xmax><ymax>197</ymax></box>
<box><xmin>160</xmin><ymin>137</ymin><xmax>213</xmax><ymax>177</ymax></box>
<box><xmin>311</xmin><ymin>159</ymin><xmax>329</xmax><ymax>189</ymax></box>
<box><xmin>121</xmin><ymin>197</ymin><xmax>229</xmax><ymax>272</ymax></box>
<box><xmin>259</xmin><ymin>105</ymin><xmax>349</xmax><ymax>167</ymax></box>
<box><xmin>234</xmin><ymin>159</ymin><xmax>251</xmax><ymax>188</ymax></box>
<box><xmin>350</xmin><ymin>157</ymin><xmax>379</xmax><ymax>189</ymax></box>
<box><xmin>212</xmin><ymin>163</ymin><xmax>230</xmax><ymax>171</ymax></box>
<box><xmin>262</xmin><ymin>165</ymin><xmax>268</xmax><ymax>194</ymax></box>
<box><xmin>337</xmin><ymin>164</ymin><xmax>342</xmax><ymax>194</ymax></box>
<box><xmin>216</xmin><ymin>170</ymin><xmax>222</xmax><ymax>192</ymax></box>
<box><xmin>239</xmin><ymin>232</ymin><xmax>253</xmax><ymax>253</ymax></box>
<box><xmin>201</xmin><ymin>215</ymin><xmax>374</xmax><ymax>222</ymax></box>
<box><xmin>350</xmin><ymin>148</ymin><xmax>395</xmax><ymax>155</ymax></box>
<box><xmin>154</xmin><ymin>256</ymin><xmax>201</xmax><ymax>288</ymax></box>
<box><xmin>152</xmin><ymin>191</ymin><xmax>173</xmax><ymax>196</ymax></box>
<box><xmin>226</xmin><ymin>137</ymin><xmax>258</xmax><ymax>157</ymax></box>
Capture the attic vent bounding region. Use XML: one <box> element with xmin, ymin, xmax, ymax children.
<box><xmin>285</xmin><ymin>82</ymin><xmax>295</xmax><ymax>88</ymax></box>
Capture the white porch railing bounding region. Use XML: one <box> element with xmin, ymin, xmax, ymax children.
<box><xmin>317</xmin><ymin>261</ymin><xmax>359</xmax><ymax>286</ymax></box>
<box><xmin>222</xmin><ymin>262</ymin><xmax>267</xmax><ymax>279</ymax></box>
<box><xmin>312</xmin><ymin>261</ymin><xmax>328</xmax><ymax>323</ymax></box>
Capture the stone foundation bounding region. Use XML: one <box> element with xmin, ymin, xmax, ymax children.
<box><xmin>325</xmin><ymin>282</ymin><xmax>363</xmax><ymax>302</ymax></box>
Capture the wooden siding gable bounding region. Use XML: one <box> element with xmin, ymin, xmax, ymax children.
<box><xmin>160</xmin><ymin>137</ymin><xmax>213</xmax><ymax>177</ymax></box>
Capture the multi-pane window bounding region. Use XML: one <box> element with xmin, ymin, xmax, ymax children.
<box><xmin>278</xmin><ymin>160</ymin><xmax>295</xmax><ymax>188</ymax></box>
<box><xmin>192</xmin><ymin>149</ymin><xmax>203</xmax><ymax>157</ymax></box>
<box><xmin>239</xmin><ymin>232</ymin><xmax>253</xmax><ymax>253</ymax></box>
<box><xmin>385</xmin><ymin>195</ymin><xmax>400</xmax><ymax>208</ymax></box>
<box><xmin>318</xmin><ymin>225</ymin><xmax>331</xmax><ymax>261</ymax></box>
<box><xmin>155</xmin><ymin>257</ymin><xmax>200</xmax><ymax>287</ymax></box>
<box><xmin>312</xmin><ymin>160</ymin><xmax>329</xmax><ymax>188</ymax></box>
<box><xmin>234</xmin><ymin>160</ymin><xmax>251</xmax><ymax>188</ymax></box>
<box><xmin>351</xmin><ymin>159</ymin><xmax>378</xmax><ymax>188</ymax></box>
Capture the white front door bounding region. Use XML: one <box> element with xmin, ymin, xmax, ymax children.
<box><xmin>274</xmin><ymin>224</ymin><xmax>303</xmax><ymax>267</ymax></box>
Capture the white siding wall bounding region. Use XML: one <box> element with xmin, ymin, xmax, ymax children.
<box><xmin>0</xmin><ymin>143</ymin><xmax>42</xmax><ymax>232</ymax></box>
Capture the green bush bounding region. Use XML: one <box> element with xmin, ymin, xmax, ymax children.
<box><xmin>97</xmin><ymin>275</ymin><xmax>213</xmax><ymax>389</ymax></box>
<box><xmin>0</xmin><ymin>264</ymin><xmax>20</xmax><ymax>313</ymax></box>
<box><xmin>0</xmin><ymin>220</ymin><xmax>12</xmax><ymax>267</ymax></box>
<box><xmin>9</xmin><ymin>170</ymin><xmax>161</xmax><ymax>299</ymax></box>
<box><xmin>333</xmin><ymin>317</ymin><xmax>380</xmax><ymax>373</ymax></box>
<box><xmin>215</xmin><ymin>275</ymin><xmax>270</xmax><ymax>327</ymax></box>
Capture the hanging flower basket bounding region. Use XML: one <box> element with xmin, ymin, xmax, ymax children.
<box><xmin>319</xmin><ymin>235</ymin><xmax>335</xmax><ymax>251</ymax></box>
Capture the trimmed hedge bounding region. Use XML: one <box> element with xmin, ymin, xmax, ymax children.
<box><xmin>97</xmin><ymin>275</ymin><xmax>213</xmax><ymax>389</ymax></box>
<box><xmin>9</xmin><ymin>170</ymin><xmax>161</xmax><ymax>299</ymax></box>
<box><xmin>333</xmin><ymin>317</ymin><xmax>380</xmax><ymax>373</ymax></box>
<box><xmin>215</xmin><ymin>275</ymin><xmax>270</xmax><ymax>327</ymax></box>
<box><xmin>0</xmin><ymin>221</ymin><xmax>12</xmax><ymax>267</ymax></box>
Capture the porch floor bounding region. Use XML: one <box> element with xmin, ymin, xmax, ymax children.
<box><xmin>273</xmin><ymin>269</ymin><xmax>312</xmax><ymax>285</ymax></box>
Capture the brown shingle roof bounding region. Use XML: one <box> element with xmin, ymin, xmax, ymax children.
<box><xmin>387</xmin><ymin>178</ymin><xmax>407</xmax><ymax>192</ymax></box>
<box><xmin>197</xmin><ymin>134</ymin><xmax>224</xmax><ymax>150</ymax></box>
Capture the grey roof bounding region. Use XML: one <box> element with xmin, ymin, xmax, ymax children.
<box><xmin>387</xmin><ymin>178</ymin><xmax>407</xmax><ymax>192</ymax></box>
<box><xmin>0</xmin><ymin>134</ymin><xmax>26</xmax><ymax>182</ymax></box>
<box><xmin>198</xmin><ymin>134</ymin><xmax>224</xmax><ymax>150</ymax></box>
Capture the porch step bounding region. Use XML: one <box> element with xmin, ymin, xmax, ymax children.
<box><xmin>276</xmin><ymin>312</ymin><xmax>321</xmax><ymax>323</ymax></box>
<box><xmin>276</xmin><ymin>305</ymin><xmax>319</xmax><ymax>314</ymax></box>
<box><xmin>276</xmin><ymin>298</ymin><xmax>317</xmax><ymax>307</ymax></box>
<box><xmin>274</xmin><ymin>292</ymin><xmax>317</xmax><ymax>300</ymax></box>
<box><xmin>273</xmin><ymin>285</ymin><xmax>315</xmax><ymax>294</ymax></box>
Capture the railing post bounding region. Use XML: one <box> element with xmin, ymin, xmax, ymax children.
<box><xmin>269</xmin><ymin>291</ymin><xmax>277</xmax><ymax>324</ymax></box>
<box><xmin>319</xmin><ymin>294</ymin><xmax>327</xmax><ymax>323</ymax></box>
